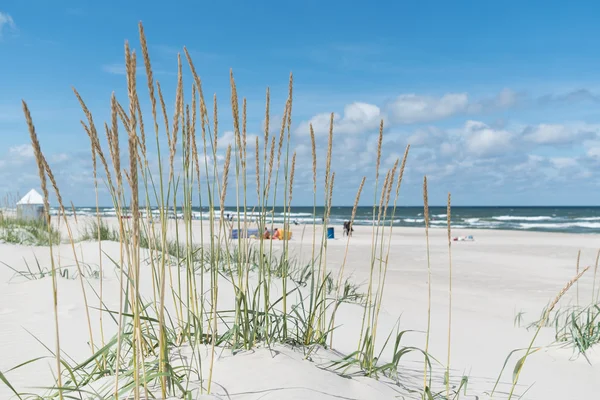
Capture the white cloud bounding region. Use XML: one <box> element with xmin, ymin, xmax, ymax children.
<box><xmin>522</xmin><ymin>123</ymin><xmax>597</xmax><ymax>145</ymax></box>
<box><xmin>9</xmin><ymin>144</ymin><xmax>34</xmax><ymax>159</ymax></box>
<box><xmin>295</xmin><ymin>102</ymin><xmax>384</xmax><ymax>136</ymax></box>
<box><xmin>586</xmin><ymin>146</ymin><xmax>600</xmax><ymax>158</ymax></box>
<box><xmin>387</xmin><ymin>93</ymin><xmax>468</xmax><ymax>124</ymax></box>
<box><xmin>298</xmin><ymin>88</ymin><xmax>520</xmax><ymax>134</ymax></box>
<box><xmin>0</xmin><ymin>12</ymin><xmax>16</xmax><ymax>37</ymax></box>
<box><xmin>550</xmin><ymin>157</ymin><xmax>578</xmax><ymax>169</ymax></box>
<box><xmin>462</xmin><ymin>120</ymin><xmax>513</xmax><ymax>157</ymax></box>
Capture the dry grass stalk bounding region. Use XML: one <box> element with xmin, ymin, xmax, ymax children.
<box><xmin>264</xmin><ymin>88</ymin><xmax>270</xmax><ymax>164</ymax></box>
<box><xmin>102</xmin><ymin>124</ymin><xmax>118</xmax><ymax>194</ymax></box>
<box><xmin>375</xmin><ymin>120</ymin><xmax>383</xmax><ymax>181</ymax></box>
<box><xmin>116</xmin><ymin>100</ymin><xmax>131</xmax><ymax>131</ymax></box>
<box><xmin>310</xmin><ymin>124</ymin><xmax>317</xmax><ymax>193</ymax></box>
<box><xmin>213</xmin><ymin>94</ymin><xmax>218</xmax><ymax>152</ymax></box>
<box><xmin>71</xmin><ymin>201</ymin><xmax>78</xmax><ymax>224</ymax></box>
<box><xmin>73</xmin><ymin>90</ymin><xmax>115</xmax><ymax>193</ymax></box>
<box><xmin>276</xmin><ymin>100</ymin><xmax>289</xmax><ymax>170</ymax></box>
<box><xmin>383</xmin><ymin>159</ymin><xmax>398</xmax><ymax>217</ymax></box>
<box><xmin>110</xmin><ymin>94</ymin><xmax>122</xmax><ymax>189</ymax></box>
<box><xmin>287</xmin><ymin>73</ymin><xmax>293</xmax><ymax>132</ymax></box>
<box><xmin>221</xmin><ymin>146</ymin><xmax>232</xmax><ymax>212</ymax></box>
<box><xmin>576</xmin><ymin>250</ymin><xmax>581</xmax><ymax>306</ymax></box>
<box><xmin>183</xmin><ymin>47</ymin><xmax>210</xmax><ymax>149</ymax></box>
<box><xmin>446</xmin><ymin>192</ymin><xmax>452</xmax><ymax>398</ymax></box>
<box><xmin>184</xmin><ymin>105</ymin><xmax>191</xmax><ymax>168</ymax></box>
<box><xmin>328</xmin><ymin>172</ymin><xmax>335</xmax><ymax>216</ymax></box>
<box><xmin>190</xmin><ymin>85</ymin><xmax>201</xmax><ymax>183</ymax></box>
<box><xmin>22</xmin><ymin>100</ymin><xmax>63</xmax><ymax>399</ymax></box>
<box><xmin>168</xmin><ymin>54</ymin><xmax>183</xmax><ymax>183</ymax></box>
<box><xmin>288</xmin><ymin>152</ymin><xmax>297</xmax><ymax>205</ymax></box>
<box><xmin>265</xmin><ymin>136</ymin><xmax>276</xmax><ymax>199</ymax></box>
<box><xmin>377</xmin><ymin>170</ymin><xmax>390</xmax><ymax>222</ymax></box>
<box><xmin>255</xmin><ymin>137</ymin><xmax>261</xmax><ymax>203</ymax></box>
<box><xmin>325</xmin><ymin>114</ymin><xmax>334</xmax><ymax>191</ymax></box>
<box><xmin>395</xmin><ymin>145</ymin><xmax>410</xmax><ymax>195</ymax></box>
<box><xmin>138</xmin><ymin>22</ymin><xmax>159</xmax><ymax>137</ymax></box>
<box><xmin>229</xmin><ymin>70</ymin><xmax>242</xmax><ymax>163</ymax></box>
<box><xmin>124</xmin><ymin>45</ymin><xmax>138</xmax><ymax>133</ymax></box>
<box><xmin>157</xmin><ymin>81</ymin><xmax>170</xmax><ymax>147</ymax></box>
<box><xmin>254</xmin><ymin>136</ymin><xmax>260</xmax><ymax>204</ymax></box>
<box><xmin>135</xmin><ymin>97</ymin><xmax>146</xmax><ymax>157</ymax></box>
<box><xmin>242</xmin><ymin>98</ymin><xmax>247</xmax><ymax>166</ymax></box>
<box><xmin>423</xmin><ymin>175</ymin><xmax>431</xmax><ymax>390</ymax></box>
<box><xmin>548</xmin><ymin>265</ymin><xmax>592</xmax><ymax>321</ymax></box>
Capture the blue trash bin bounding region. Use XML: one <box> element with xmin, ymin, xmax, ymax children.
<box><xmin>327</xmin><ymin>227</ymin><xmax>335</xmax><ymax>239</ymax></box>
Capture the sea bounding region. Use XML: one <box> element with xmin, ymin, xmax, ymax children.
<box><xmin>53</xmin><ymin>206</ymin><xmax>600</xmax><ymax>235</ymax></box>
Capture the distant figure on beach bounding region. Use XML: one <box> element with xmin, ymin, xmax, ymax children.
<box><xmin>293</xmin><ymin>219</ymin><xmax>299</xmax><ymax>225</ymax></box>
<box><xmin>343</xmin><ymin>221</ymin><xmax>353</xmax><ymax>237</ymax></box>
<box><xmin>263</xmin><ymin>228</ymin><xmax>270</xmax><ymax>239</ymax></box>
<box><xmin>273</xmin><ymin>228</ymin><xmax>281</xmax><ymax>240</ymax></box>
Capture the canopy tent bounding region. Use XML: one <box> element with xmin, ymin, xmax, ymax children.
<box><xmin>16</xmin><ymin>189</ymin><xmax>45</xmax><ymax>221</ymax></box>
<box><xmin>17</xmin><ymin>189</ymin><xmax>44</xmax><ymax>205</ymax></box>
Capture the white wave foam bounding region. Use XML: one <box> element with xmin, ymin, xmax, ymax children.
<box><xmin>519</xmin><ymin>222</ymin><xmax>600</xmax><ymax>229</ymax></box>
<box><xmin>575</xmin><ymin>217</ymin><xmax>600</xmax><ymax>221</ymax></box>
<box><xmin>403</xmin><ymin>218</ymin><xmax>424</xmax><ymax>223</ymax></box>
<box><xmin>493</xmin><ymin>216</ymin><xmax>554</xmax><ymax>221</ymax></box>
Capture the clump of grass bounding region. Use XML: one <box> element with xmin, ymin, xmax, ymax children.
<box><xmin>0</xmin><ymin>215</ymin><xmax>60</xmax><ymax>246</ymax></box>
<box><xmin>3</xmin><ymin>256</ymin><xmax>100</xmax><ymax>282</ymax></box>
<box><xmin>526</xmin><ymin>302</ymin><xmax>600</xmax><ymax>360</ymax></box>
<box><xmin>493</xmin><ymin>265</ymin><xmax>591</xmax><ymax>399</ymax></box>
<box><xmin>80</xmin><ymin>219</ymin><xmax>120</xmax><ymax>242</ymax></box>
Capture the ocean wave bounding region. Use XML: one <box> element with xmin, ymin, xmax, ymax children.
<box><xmin>403</xmin><ymin>218</ymin><xmax>425</xmax><ymax>223</ymax></box>
<box><xmin>519</xmin><ymin>222</ymin><xmax>600</xmax><ymax>229</ymax></box>
<box><xmin>574</xmin><ymin>217</ymin><xmax>600</xmax><ymax>221</ymax></box>
<box><xmin>430</xmin><ymin>220</ymin><xmax>448</xmax><ymax>225</ymax></box>
<box><xmin>493</xmin><ymin>216</ymin><xmax>554</xmax><ymax>221</ymax></box>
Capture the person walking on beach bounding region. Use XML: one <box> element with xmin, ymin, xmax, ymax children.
<box><xmin>343</xmin><ymin>221</ymin><xmax>353</xmax><ymax>237</ymax></box>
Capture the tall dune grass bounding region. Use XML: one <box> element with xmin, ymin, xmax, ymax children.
<box><xmin>1</xmin><ymin>22</ymin><xmax>442</xmax><ymax>399</ymax></box>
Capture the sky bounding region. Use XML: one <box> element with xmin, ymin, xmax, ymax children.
<box><xmin>2</xmin><ymin>1</ymin><xmax>600</xmax><ymax>207</ymax></box>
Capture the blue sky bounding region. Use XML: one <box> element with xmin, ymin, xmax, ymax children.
<box><xmin>2</xmin><ymin>1</ymin><xmax>600</xmax><ymax>206</ymax></box>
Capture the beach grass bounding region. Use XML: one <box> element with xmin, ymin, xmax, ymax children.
<box><xmin>0</xmin><ymin>22</ymin><xmax>438</xmax><ymax>399</ymax></box>
<box><xmin>0</xmin><ymin>214</ymin><xmax>60</xmax><ymax>246</ymax></box>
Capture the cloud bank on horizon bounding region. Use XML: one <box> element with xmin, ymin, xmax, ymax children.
<box><xmin>1</xmin><ymin>1</ymin><xmax>600</xmax><ymax>207</ymax></box>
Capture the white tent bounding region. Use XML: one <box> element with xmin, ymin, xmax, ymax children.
<box><xmin>16</xmin><ymin>189</ymin><xmax>45</xmax><ymax>221</ymax></box>
<box><xmin>17</xmin><ymin>189</ymin><xmax>44</xmax><ymax>205</ymax></box>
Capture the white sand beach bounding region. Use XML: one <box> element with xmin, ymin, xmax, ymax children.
<box><xmin>1</xmin><ymin>217</ymin><xmax>598</xmax><ymax>399</ymax></box>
